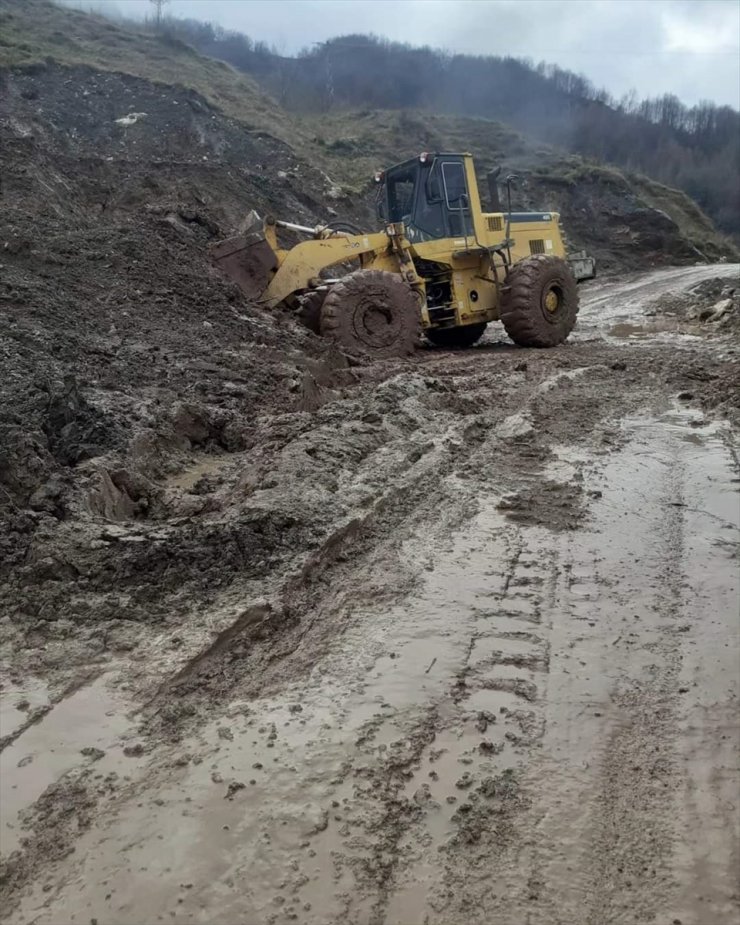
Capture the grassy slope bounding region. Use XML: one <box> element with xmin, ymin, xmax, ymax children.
<box><xmin>1</xmin><ymin>0</ymin><xmax>735</xmax><ymax>260</ymax></box>
<box><xmin>0</xmin><ymin>0</ymin><xmax>299</xmax><ymax>139</ymax></box>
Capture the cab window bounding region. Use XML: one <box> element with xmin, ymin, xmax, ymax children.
<box><xmin>442</xmin><ymin>161</ymin><xmax>468</xmax><ymax>209</ymax></box>
<box><xmin>386</xmin><ymin>165</ymin><xmax>418</xmax><ymax>223</ymax></box>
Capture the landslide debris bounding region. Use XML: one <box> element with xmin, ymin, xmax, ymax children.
<box><xmin>0</xmin><ymin>61</ymin><xmax>356</xmax><ymax>691</ymax></box>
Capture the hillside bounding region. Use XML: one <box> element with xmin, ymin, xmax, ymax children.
<box><xmin>0</xmin><ymin>0</ymin><xmax>298</xmax><ymax>138</ymax></box>
<box><xmin>1</xmin><ymin>0</ymin><xmax>736</xmax><ymax>273</ymax></box>
<box><xmin>159</xmin><ymin>24</ymin><xmax>740</xmax><ymax>240</ymax></box>
<box><xmin>299</xmin><ymin>109</ymin><xmax>736</xmax><ymax>271</ymax></box>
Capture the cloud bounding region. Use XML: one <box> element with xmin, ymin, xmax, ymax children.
<box><xmin>63</xmin><ymin>0</ymin><xmax>740</xmax><ymax>107</ymax></box>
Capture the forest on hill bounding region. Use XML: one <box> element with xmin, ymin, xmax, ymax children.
<box><xmin>158</xmin><ymin>20</ymin><xmax>739</xmax><ymax>240</ymax></box>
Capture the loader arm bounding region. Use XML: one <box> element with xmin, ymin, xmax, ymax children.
<box><xmin>210</xmin><ymin>213</ymin><xmax>404</xmax><ymax>309</ymax></box>
<box><xmin>262</xmin><ymin>229</ymin><xmax>394</xmax><ymax>308</ymax></box>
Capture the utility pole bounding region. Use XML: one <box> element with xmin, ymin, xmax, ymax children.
<box><xmin>149</xmin><ymin>0</ymin><xmax>171</xmax><ymax>31</ymax></box>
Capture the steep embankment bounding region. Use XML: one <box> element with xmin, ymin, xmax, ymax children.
<box><xmin>0</xmin><ymin>49</ymin><xmax>368</xmax><ymax>648</ymax></box>
<box><xmin>0</xmin><ymin>0</ymin><xmax>296</xmax><ymax>138</ymax></box>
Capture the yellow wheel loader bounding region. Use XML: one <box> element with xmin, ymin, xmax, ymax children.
<box><xmin>211</xmin><ymin>152</ymin><xmax>594</xmax><ymax>357</ymax></box>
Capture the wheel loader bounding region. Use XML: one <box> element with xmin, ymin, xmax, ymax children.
<box><xmin>211</xmin><ymin>152</ymin><xmax>594</xmax><ymax>357</ymax></box>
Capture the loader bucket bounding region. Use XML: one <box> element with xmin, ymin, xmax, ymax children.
<box><xmin>210</xmin><ymin>213</ymin><xmax>278</xmax><ymax>301</ymax></box>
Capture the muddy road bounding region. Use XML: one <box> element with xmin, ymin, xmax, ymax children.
<box><xmin>1</xmin><ymin>265</ymin><xmax>739</xmax><ymax>925</ymax></box>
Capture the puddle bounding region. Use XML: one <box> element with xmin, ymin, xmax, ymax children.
<box><xmin>0</xmin><ymin>675</ymin><xmax>135</xmax><ymax>856</ymax></box>
<box><xmin>165</xmin><ymin>455</ymin><xmax>233</xmax><ymax>492</ymax></box>
<box><xmin>0</xmin><ymin>677</ymin><xmax>51</xmax><ymax>741</ymax></box>
<box><xmin>609</xmin><ymin>319</ymin><xmax>679</xmax><ymax>338</ymax></box>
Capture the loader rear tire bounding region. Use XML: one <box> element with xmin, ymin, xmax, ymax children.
<box><xmin>500</xmin><ymin>255</ymin><xmax>579</xmax><ymax>347</ymax></box>
<box><xmin>425</xmin><ymin>323</ymin><xmax>487</xmax><ymax>348</ymax></box>
<box><xmin>320</xmin><ymin>270</ymin><xmax>420</xmax><ymax>358</ymax></box>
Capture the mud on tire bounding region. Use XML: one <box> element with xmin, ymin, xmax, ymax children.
<box><xmin>319</xmin><ymin>269</ymin><xmax>421</xmax><ymax>358</ymax></box>
<box><xmin>296</xmin><ymin>290</ymin><xmax>325</xmax><ymax>334</ymax></box>
<box><xmin>500</xmin><ymin>255</ymin><xmax>579</xmax><ymax>347</ymax></box>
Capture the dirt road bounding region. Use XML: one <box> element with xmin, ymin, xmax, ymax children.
<box><xmin>1</xmin><ymin>265</ymin><xmax>739</xmax><ymax>925</ymax></box>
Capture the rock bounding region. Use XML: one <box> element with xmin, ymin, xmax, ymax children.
<box><xmin>224</xmin><ymin>780</ymin><xmax>245</xmax><ymax>799</ymax></box>
<box><xmin>707</xmin><ymin>298</ymin><xmax>733</xmax><ymax>322</ymax></box>
<box><xmin>455</xmin><ymin>773</ymin><xmax>474</xmax><ymax>790</ymax></box>
<box><xmin>475</xmin><ymin>710</ymin><xmax>496</xmax><ymax>733</ymax></box>
<box><xmin>81</xmin><ymin>747</ymin><xmax>106</xmax><ymax>761</ymax></box>
<box><xmin>28</xmin><ymin>477</ymin><xmax>63</xmax><ymax>514</ymax></box>
<box><xmin>479</xmin><ymin>777</ymin><xmax>498</xmax><ymax>798</ymax></box>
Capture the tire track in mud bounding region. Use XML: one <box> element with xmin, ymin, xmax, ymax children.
<box><xmin>138</xmin><ymin>356</ymin><xmax>600</xmax><ymax>737</ymax></box>
<box><xmin>139</xmin><ymin>409</ymin><xmax>489</xmax><ymax>736</ymax></box>
<box><xmin>583</xmin><ymin>444</ymin><xmax>688</xmax><ymax>925</ymax></box>
<box><xmin>476</xmin><ymin>410</ymin><xmax>740</xmax><ymax>925</ymax></box>
<box><xmin>283</xmin><ymin>507</ymin><xmax>559</xmax><ymax>925</ymax></box>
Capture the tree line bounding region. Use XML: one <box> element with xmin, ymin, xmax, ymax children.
<box><xmin>156</xmin><ymin>19</ymin><xmax>740</xmax><ymax>238</ymax></box>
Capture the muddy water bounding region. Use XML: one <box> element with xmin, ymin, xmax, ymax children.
<box><xmin>1</xmin><ymin>677</ymin><xmax>136</xmax><ymax>855</ymax></box>
<box><xmin>164</xmin><ymin>454</ymin><xmax>236</xmax><ymax>492</ymax></box>
<box><xmin>0</xmin><ymin>678</ymin><xmax>50</xmax><ymax>742</ymax></box>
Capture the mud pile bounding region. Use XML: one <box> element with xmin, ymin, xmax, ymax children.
<box><xmin>648</xmin><ymin>275</ymin><xmax>740</xmax><ymax>421</ymax></box>
<box><xmin>0</xmin><ymin>62</ymin><xmax>365</xmax><ymax>679</ymax></box>
<box><xmin>653</xmin><ymin>275</ymin><xmax>739</xmax><ymax>328</ymax></box>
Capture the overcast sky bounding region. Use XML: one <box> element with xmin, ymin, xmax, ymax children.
<box><xmin>68</xmin><ymin>0</ymin><xmax>740</xmax><ymax>108</ymax></box>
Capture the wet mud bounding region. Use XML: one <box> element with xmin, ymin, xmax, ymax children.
<box><xmin>2</xmin><ymin>263</ymin><xmax>739</xmax><ymax>924</ymax></box>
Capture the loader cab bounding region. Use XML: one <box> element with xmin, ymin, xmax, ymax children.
<box><xmin>376</xmin><ymin>153</ymin><xmax>475</xmax><ymax>243</ymax></box>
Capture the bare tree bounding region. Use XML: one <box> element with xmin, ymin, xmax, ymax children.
<box><xmin>149</xmin><ymin>0</ymin><xmax>171</xmax><ymax>31</ymax></box>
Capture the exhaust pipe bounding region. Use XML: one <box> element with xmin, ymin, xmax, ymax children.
<box><xmin>487</xmin><ymin>167</ymin><xmax>503</xmax><ymax>212</ymax></box>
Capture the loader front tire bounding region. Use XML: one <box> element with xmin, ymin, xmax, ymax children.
<box><xmin>500</xmin><ymin>255</ymin><xmax>579</xmax><ymax>347</ymax></box>
<box><xmin>320</xmin><ymin>270</ymin><xmax>420</xmax><ymax>358</ymax></box>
